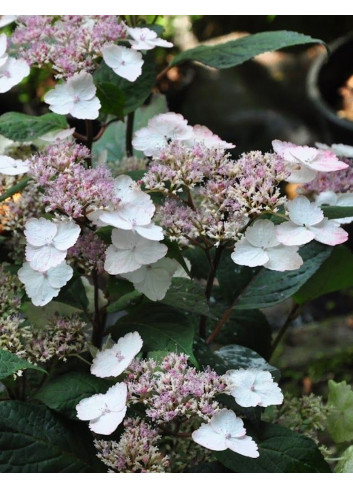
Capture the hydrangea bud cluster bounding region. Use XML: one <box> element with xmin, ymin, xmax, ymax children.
<box><xmin>10</xmin><ymin>16</ymin><xmax>127</xmax><ymax>79</ymax></box>
<box><xmin>139</xmin><ymin>115</ymin><xmax>287</xmax><ymax>247</ymax></box>
<box><xmin>67</xmin><ymin>229</ymin><xmax>107</xmax><ymax>274</ymax></box>
<box><xmin>126</xmin><ymin>353</ymin><xmax>226</xmax><ymax>422</ymax></box>
<box><xmin>26</xmin><ymin>313</ymin><xmax>87</xmax><ymax>363</ymax></box>
<box><xmin>0</xmin><ymin>264</ymin><xmax>22</xmax><ymax>317</ymax></box>
<box><xmin>94</xmin><ymin>417</ymin><xmax>169</xmax><ymax>473</ymax></box>
<box><xmin>0</xmin><ymin>313</ymin><xmax>87</xmax><ymax>365</ymax></box>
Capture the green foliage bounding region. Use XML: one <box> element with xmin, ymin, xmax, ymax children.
<box><xmin>0</xmin><ymin>177</ymin><xmax>31</xmax><ymax>203</ymax></box>
<box><xmin>335</xmin><ymin>446</ymin><xmax>353</xmax><ymax>473</ymax></box>
<box><xmin>34</xmin><ymin>372</ymin><xmax>112</xmax><ymax>419</ymax></box>
<box><xmin>0</xmin><ymin>348</ymin><xmax>46</xmax><ymax>379</ymax></box>
<box><xmin>327</xmin><ymin>380</ymin><xmax>353</xmax><ymax>443</ymax></box>
<box><xmin>217</xmin><ymin>242</ymin><xmax>331</xmax><ymax>310</ymax></box>
<box><xmin>95</xmin><ymin>82</ymin><xmax>125</xmax><ymax>118</ymax></box>
<box><xmin>215</xmin><ymin>422</ymin><xmax>331</xmax><ymax>473</ymax></box>
<box><xmin>171</xmin><ymin>31</ymin><xmax>325</xmax><ymax>69</ymax></box>
<box><xmin>109</xmin><ymin>303</ymin><xmax>197</xmax><ymax>364</ymax></box>
<box><xmin>162</xmin><ymin>277</ymin><xmax>213</xmax><ymax>317</ymax></box>
<box><xmin>322</xmin><ymin>206</ymin><xmax>353</xmax><ymax>219</ymax></box>
<box><xmin>56</xmin><ymin>276</ymin><xmax>89</xmax><ymax>311</ymax></box>
<box><xmin>215</xmin><ymin>309</ymin><xmax>272</xmax><ymax>360</ymax></box>
<box><xmin>0</xmin><ymin>112</ymin><xmax>67</xmax><ymax>142</ymax></box>
<box><xmin>214</xmin><ymin>344</ymin><xmax>279</xmax><ymax>380</ymax></box>
<box><xmin>0</xmin><ymin>401</ymin><xmax>103</xmax><ymax>472</ymax></box>
<box><xmin>294</xmin><ymin>246</ymin><xmax>353</xmax><ymax>304</ymax></box>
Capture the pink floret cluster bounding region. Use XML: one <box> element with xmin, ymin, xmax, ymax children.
<box><xmin>126</xmin><ymin>352</ymin><xmax>226</xmax><ymax>423</ymax></box>
<box><xmin>10</xmin><ymin>15</ymin><xmax>127</xmax><ymax>79</ymax></box>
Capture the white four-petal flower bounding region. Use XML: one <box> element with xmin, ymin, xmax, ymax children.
<box><xmin>127</xmin><ymin>27</ymin><xmax>173</xmax><ymax>50</ymax></box>
<box><xmin>25</xmin><ymin>218</ymin><xmax>81</xmax><ymax>272</ymax></box>
<box><xmin>91</xmin><ymin>331</ymin><xmax>143</xmax><ymax>378</ymax></box>
<box><xmin>224</xmin><ymin>369</ymin><xmax>283</xmax><ymax>408</ymax></box>
<box><xmin>0</xmin><ymin>56</ymin><xmax>30</xmax><ymax>94</ymax></box>
<box><xmin>76</xmin><ymin>382</ymin><xmax>127</xmax><ymax>435</ymax></box>
<box><xmin>231</xmin><ymin>220</ymin><xmax>303</xmax><ymax>271</ymax></box>
<box><xmin>276</xmin><ymin>196</ymin><xmax>348</xmax><ymax>246</ymax></box>
<box><xmin>44</xmin><ymin>71</ymin><xmax>101</xmax><ymax>120</ymax></box>
<box><xmin>120</xmin><ymin>257</ymin><xmax>179</xmax><ymax>301</ymax></box>
<box><xmin>192</xmin><ymin>409</ymin><xmax>259</xmax><ymax>458</ymax></box>
<box><xmin>104</xmin><ymin>229</ymin><xmax>167</xmax><ymax>275</ymax></box>
<box><xmin>132</xmin><ymin>112</ymin><xmax>194</xmax><ymax>157</ymax></box>
<box><xmin>18</xmin><ymin>261</ymin><xmax>73</xmax><ymax>307</ymax></box>
<box><xmin>102</xmin><ymin>44</ymin><xmax>143</xmax><ymax>82</ymax></box>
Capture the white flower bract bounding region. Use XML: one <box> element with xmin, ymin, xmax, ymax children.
<box><xmin>104</xmin><ymin>229</ymin><xmax>168</xmax><ymax>275</ymax></box>
<box><xmin>224</xmin><ymin>369</ymin><xmax>284</xmax><ymax>408</ymax></box>
<box><xmin>120</xmin><ymin>257</ymin><xmax>179</xmax><ymax>301</ymax></box>
<box><xmin>91</xmin><ymin>331</ymin><xmax>143</xmax><ymax>378</ymax></box>
<box><xmin>231</xmin><ymin>220</ymin><xmax>303</xmax><ymax>271</ymax></box>
<box><xmin>192</xmin><ymin>409</ymin><xmax>259</xmax><ymax>458</ymax></box>
<box><xmin>127</xmin><ymin>27</ymin><xmax>173</xmax><ymax>50</ymax></box>
<box><xmin>102</xmin><ymin>44</ymin><xmax>143</xmax><ymax>82</ymax></box>
<box><xmin>132</xmin><ymin>112</ymin><xmax>194</xmax><ymax>157</ymax></box>
<box><xmin>18</xmin><ymin>261</ymin><xmax>73</xmax><ymax>307</ymax></box>
<box><xmin>44</xmin><ymin>71</ymin><xmax>101</xmax><ymax>120</ymax></box>
<box><xmin>25</xmin><ymin>218</ymin><xmax>81</xmax><ymax>272</ymax></box>
<box><xmin>276</xmin><ymin>196</ymin><xmax>348</xmax><ymax>246</ymax></box>
<box><xmin>0</xmin><ymin>56</ymin><xmax>30</xmax><ymax>94</ymax></box>
<box><xmin>76</xmin><ymin>382</ymin><xmax>127</xmax><ymax>435</ymax></box>
<box><xmin>0</xmin><ymin>155</ymin><xmax>29</xmax><ymax>175</ymax></box>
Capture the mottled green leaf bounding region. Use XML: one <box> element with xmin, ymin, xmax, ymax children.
<box><xmin>0</xmin><ymin>112</ymin><xmax>67</xmax><ymax>141</ymax></box>
<box><xmin>327</xmin><ymin>380</ymin><xmax>353</xmax><ymax>443</ymax></box>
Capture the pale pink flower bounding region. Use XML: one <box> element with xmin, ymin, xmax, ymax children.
<box><xmin>102</xmin><ymin>44</ymin><xmax>143</xmax><ymax>82</ymax></box>
<box><xmin>276</xmin><ymin>196</ymin><xmax>348</xmax><ymax>246</ymax></box>
<box><xmin>316</xmin><ymin>142</ymin><xmax>353</xmax><ymax>158</ymax></box>
<box><xmin>132</xmin><ymin>112</ymin><xmax>194</xmax><ymax>157</ymax></box>
<box><xmin>192</xmin><ymin>409</ymin><xmax>259</xmax><ymax>458</ymax></box>
<box><xmin>91</xmin><ymin>332</ymin><xmax>143</xmax><ymax>378</ymax></box>
<box><xmin>272</xmin><ymin>139</ymin><xmax>348</xmax><ymax>183</ymax></box>
<box><xmin>25</xmin><ymin>218</ymin><xmax>80</xmax><ymax>272</ymax></box>
<box><xmin>76</xmin><ymin>382</ymin><xmax>127</xmax><ymax>435</ymax></box>
<box><xmin>44</xmin><ymin>71</ymin><xmax>101</xmax><ymax>120</ymax></box>
<box><xmin>18</xmin><ymin>261</ymin><xmax>73</xmax><ymax>307</ymax></box>
<box><xmin>192</xmin><ymin>125</ymin><xmax>235</xmax><ymax>150</ymax></box>
<box><xmin>315</xmin><ymin>190</ymin><xmax>353</xmax><ymax>224</ymax></box>
<box><xmin>231</xmin><ymin>220</ymin><xmax>303</xmax><ymax>271</ymax></box>
<box><xmin>224</xmin><ymin>369</ymin><xmax>283</xmax><ymax>407</ymax></box>
<box><xmin>104</xmin><ymin>229</ymin><xmax>167</xmax><ymax>275</ymax></box>
<box><xmin>127</xmin><ymin>27</ymin><xmax>173</xmax><ymax>50</ymax></box>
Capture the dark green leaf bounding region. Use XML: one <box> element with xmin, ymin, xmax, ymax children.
<box><xmin>162</xmin><ymin>277</ymin><xmax>213</xmax><ymax>317</ymax></box>
<box><xmin>186</xmin><ymin>461</ymin><xmax>231</xmax><ymax>472</ymax></box>
<box><xmin>234</xmin><ymin>242</ymin><xmax>332</xmax><ymax>309</ymax></box>
<box><xmin>0</xmin><ymin>348</ymin><xmax>46</xmax><ymax>379</ymax></box>
<box><xmin>0</xmin><ymin>401</ymin><xmax>103</xmax><ymax>472</ymax></box>
<box><xmin>193</xmin><ymin>338</ymin><xmax>228</xmax><ymax>375</ymax></box>
<box><xmin>109</xmin><ymin>304</ymin><xmax>197</xmax><ymax>364</ymax></box>
<box><xmin>294</xmin><ymin>245</ymin><xmax>353</xmax><ymax>304</ymax></box>
<box><xmin>34</xmin><ymin>372</ymin><xmax>112</xmax><ymax>419</ymax></box>
<box><xmin>322</xmin><ymin>206</ymin><xmax>353</xmax><ymax>219</ymax></box>
<box><xmin>57</xmin><ymin>276</ymin><xmax>89</xmax><ymax>311</ymax></box>
<box><xmin>214</xmin><ymin>344</ymin><xmax>279</xmax><ymax>380</ymax></box>
<box><xmin>216</xmin><ymin>309</ymin><xmax>272</xmax><ymax>360</ymax></box>
<box><xmin>96</xmin><ymin>82</ymin><xmax>125</xmax><ymax>117</ymax></box>
<box><xmin>165</xmin><ymin>240</ymin><xmax>191</xmax><ymax>277</ymax></box>
<box><xmin>216</xmin><ymin>422</ymin><xmax>331</xmax><ymax>473</ymax></box>
<box><xmin>107</xmin><ymin>290</ymin><xmax>142</xmax><ymax>313</ymax></box>
<box><xmin>171</xmin><ymin>31</ymin><xmax>325</xmax><ymax>69</ymax></box>
<box><xmin>0</xmin><ymin>112</ymin><xmax>67</xmax><ymax>141</ymax></box>
<box><xmin>0</xmin><ymin>177</ymin><xmax>31</xmax><ymax>203</ymax></box>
